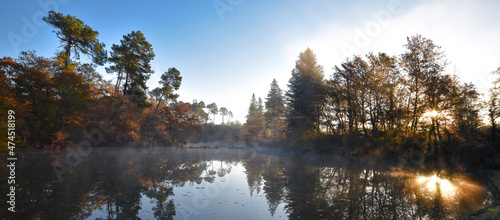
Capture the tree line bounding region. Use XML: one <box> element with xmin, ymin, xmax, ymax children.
<box><xmin>1</xmin><ymin>10</ymin><xmax>499</xmax><ymax>159</ymax></box>
<box><xmin>244</xmin><ymin>35</ymin><xmax>500</xmax><ymax>166</ymax></box>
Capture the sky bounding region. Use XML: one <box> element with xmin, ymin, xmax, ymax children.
<box><xmin>1</xmin><ymin>0</ymin><xmax>500</xmax><ymax>124</ymax></box>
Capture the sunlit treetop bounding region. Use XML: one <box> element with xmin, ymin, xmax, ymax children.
<box><xmin>400</xmin><ymin>34</ymin><xmax>447</xmax><ymax>78</ymax></box>
<box><xmin>294</xmin><ymin>47</ymin><xmax>324</xmax><ymax>80</ymax></box>
<box><xmin>43</xmin><ymin>10</ymin><xmax>107</xmax><ymax>66</ymax></box>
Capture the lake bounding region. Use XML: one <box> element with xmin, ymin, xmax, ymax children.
<box><xmin>0</xmin><ymin>147</ymin><xmax>493</xmax><ymax>219</ymax></box>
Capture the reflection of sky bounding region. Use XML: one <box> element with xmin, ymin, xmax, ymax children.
<box><xmin>173</xmin><ymin>161</ymin><xmax>287</xmax><ymax>220</ymax></box>
<box><xmin>87</xmin><ymin>161</ymin><xmax>287</xmax><ymax>220</ymax></box>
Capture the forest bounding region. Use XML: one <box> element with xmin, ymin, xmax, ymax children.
<box><xmin>1</xmin><ymin>10</ymin><xmax>500</xmax><ymax>172</ymax></box>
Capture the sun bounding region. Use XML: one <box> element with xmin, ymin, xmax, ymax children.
<box><xmin>416</xmin><ymin>174</ymin><xmax>456</xmax><ymax>196</ymax></box>
<box><xmin>420</xmin><ymin>109</ymin><xmax>454</xmax><ymax>125</ymax></box>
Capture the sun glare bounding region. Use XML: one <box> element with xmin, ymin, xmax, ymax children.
<box><xmin>416</xmin><ymin>174</ymin><xmax>457</xmax><ymax>196</ymax></box>
<box><xmin>420</xmin><ymin>109</ymin><xmax>454</xmax><ymax>124</ymax></box>
<box><xmin>422</xmin><ymin>110</ymin><xmax>439</xmax><ymax>118</ymax></box>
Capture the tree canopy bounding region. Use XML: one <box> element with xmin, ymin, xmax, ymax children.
<box><xmin>43</xmin><ymin>10</ymin><xmax>107</xmax><ymax>66</ymax></box>
<box><xmin>107</xmin><ymin>30</ymin><xmax>155</xmax><ymax>107</ymax></box>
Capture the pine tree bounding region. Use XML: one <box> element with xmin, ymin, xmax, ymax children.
<box><xmin>246</xmin><ymin>94</ymin><xmax>265</xmax><ymax>140</ymax></box>
<box><xmin>207</xmin><ymin>102</ymin><xmax>218</xmax><ymax>123</ymax></box>
<box><xmin>286</xmin><ymin>48</ymin><xmax>326</xmax><ymax>137</ymax></box>
<box><xmin>219</xmin><ymin>107</ymin><xmax>228</xmax><ymax>124</ymax></box>
<box><xmin>149</xmin><ymin>68</ymin><xmax>182</xmax><ymax>112</ymax></box>
<box><xmin>265</xmin><ymin>79</ymin><xmax>286</xmax><ymax>138</ymax></box>
<box><xmin>43</xmin><ymin>11</ymin><xmax>107</xmax><ymax>66</ymax></box>
<box><xmin>107</xmin><ymin>31</ymin><xmax>155</xmax><ymax>107</ymax></box>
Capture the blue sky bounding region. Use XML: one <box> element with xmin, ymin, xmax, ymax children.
<box><xmin>1</xmin><ymin>0</ymin><xmax>500</xmax><ymax>123</ymax></box>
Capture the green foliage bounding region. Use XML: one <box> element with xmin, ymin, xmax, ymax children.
<box><xmin>150</xmin><ymin>68</ymin><xmax>182</xmax><ymax>111</ymax></box>
<box><xmin>159</xmin><ymin>68</ymin><xmax>182</xmax><ymax>100</ymax></box>
<box><xmin>107</xmin><ymin>30</ymin><xmax>155</xmax><ymax>107</ymax></box>
<box><xmin>43</xmin><ymin>11</ymin><xmax>107</xmax><ymax>66</ymax></box>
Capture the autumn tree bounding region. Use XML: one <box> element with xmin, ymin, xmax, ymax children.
<box><xmin>245</xmin><ymin>93</ymin><xmax>265</xmax><ymax>140</ymax></box>
<box><xmin>0</xmin><ymin>52</ymin><xmax>57</xmax><ymax>147</ymax></box>
<box><xmin>400</xmin><ymin>34</ymin><xmax>447</xmax><ymax>135</ymax></box>
<box><xmin>43</xmin><ymin>11</ymin><xmax>107</xmax><ymax>66</ymax></box>
<box><xmin>107</xmin><ymin>31</ymin><xmax>155</xmax><ymax>107</ymax></box>
<box><xmin>160</xmin><ymin>102</ymin><xmax>200</xmax><ymax>143</ymax></box>
<box><xmin>0</xmin><ymin>51</ymin><xmax>105</xmax><ymax>148</ymax></box>
<box><xmin>366</xmin><ymin>52</ymin><xmax>405</xmax><ymax>133</ymax></box>
<box><xmin>264</xmin><ymin>79</ymin><xmax>286</xmax><ymax>138</ymax></box>
<box><xmin>286</xmin><ymin>48</ymin><xmax>326</xmax><ymax>137</ymax></box>
<box><xmin>0</xmin><ymin>57</ymin><xmax>21</xmax><ymax>147</ymax></box>
<box><xmin>327</xmin><ymin>55</ymin><xmax>375</xmax><ymax>135</ymax></box>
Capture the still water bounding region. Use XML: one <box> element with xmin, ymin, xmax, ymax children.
<box><xmin>0</xmin><ymin>147</ymin><xmax>493</xmax><ymax>219</ymax></box>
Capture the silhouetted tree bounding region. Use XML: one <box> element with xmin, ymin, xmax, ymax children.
<box><xmin>265</xmin><ymin>79</ymin><xmax>286</xmax><ymax>138</ymax></box>
<box><xmin>286</xmin><ymin>48</ymin><xmax>326</xmax><ymax>137</ymax></box>
<box><xmin>452</xmin><ymin>83</ymin><xmax>481</xmax><ymax>142</ymax></box>
<box><xmin>227</xmin><ymin>111</ymin><xmax>233</xmax><ymax>124</ymax></box>
<box><xmin>219</xmin><ymin>107</ymin><xmax>228</xmax><ymax>124</ymax></box>
<box><xmin>488</xmin><ymin>67</ymin><xmax>500</xmax><ymax>143</ymax></box>
<box><xmin>207</xmin><ymin>102</ymin><xmax>218</xmax><ymax>123</ymax></box>
<box><xmin>400</xmin><ymin>34</ymin><xmax>447</xmax><ymax>135</ymax></box>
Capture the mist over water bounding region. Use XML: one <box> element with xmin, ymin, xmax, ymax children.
<box><xmin>0</xmin><ymin>147</ymin><xmax>493</xmax><ymax>219</ymax></box>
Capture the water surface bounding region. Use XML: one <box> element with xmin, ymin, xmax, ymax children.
<box><xmin>0</xmin><ymin>147</ymin><xmax>493</xmax><ymax>219</ymax></box>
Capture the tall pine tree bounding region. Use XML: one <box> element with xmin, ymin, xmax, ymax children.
<box><xmin>107</xmin><ymin>31</ymin><xmax>155</xmax><ymax>107</ymax></box>
<box><xmin>286</xmin><ymin>48</ymin><xmax>326</xmax><ymax>137</ymax></box>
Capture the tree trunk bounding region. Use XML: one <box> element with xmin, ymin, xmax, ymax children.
<box><xmin>64</xmin><ymin>37</ymin><xmax>72</xmax><ymax>66</ymax></box>
<box><xmin>412</xmin><ymin>76</ymin><xmax>419</xmax><ymax>134</ymax></box>
<box><xmin>114</xmin><ymin>69</ymin><xmax>123</xmax><ymax>96</ymax></box>
<box><xmin>123</xmin><ymin>71</ymin><xmax>129</xmax><ymax>94</ymax></box>
<box><xmin>155</xmin><ymin>95</ymin><xmax>163</xmax><ymax>114</ymax></box>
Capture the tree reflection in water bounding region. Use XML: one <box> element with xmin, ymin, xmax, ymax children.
<box><xmin>0</xmin><ymin>148</ymin><xmax>492</xmax><ymax>219</ymax></box>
